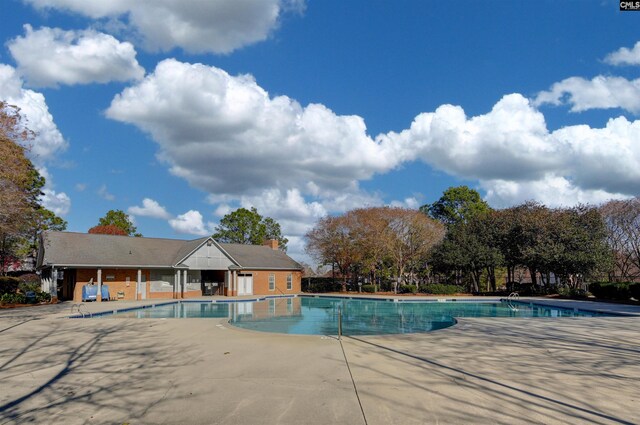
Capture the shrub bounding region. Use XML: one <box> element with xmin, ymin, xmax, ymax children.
<box><xmin>304</xmin><ymin>277</ymin><xmax>343</xmax><ymax>293</ymax></box>
<box><xmin>420</xmin><ymin>284</ymin><xmax>461</xmax><ymax>295</ymax></box>
<box><xmin>36</xmin><ymin>292</ymin><xmax>51</xmax><ymax>303</ymax></box>
<box><xmin>630</xmin><ymin>283</ymin><xmax>640</xmax><ymax>300</ymax></box>
<box><xmin>589</xmin><ymin>282</ymin><xmax>631</xmax><ymax>300</ymax></box>
<box><xmin>557</xmin><ymin>285</ymin><xmax>588</xmax><ymax>298</ymax></box>
<box><xmin>0</xmin><ymin>277</ymin><xmax>20</xmax><ymax>295</ymax></box>
<box><xmin>398</xmin><ymin>284</ymin><xmax>417</xmax><ymax>294</ymax></box>
<box><xmin>0</xmin><ymin>292</ymin><xmax>27</xmax><ymax>305</ymax></box>
<box><xmin>506</xmin><ymin>282</ymin><xmax>536</xmax><ymax>295</ymax></box>
<box><xmin>361</xmin><ymin>284</ymin><xmax>376</xmax><ymax>293</ymax></box>
<box><xmin>19</xmin><ymin>282</ymin><xmax>41</xmax><ymax>293</ymax></box>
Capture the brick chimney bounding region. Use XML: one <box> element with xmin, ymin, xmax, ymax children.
<box><xmin>263</xmin><ymin>239</ymin><xmax>279</xmax><ymax>250</ymax></box>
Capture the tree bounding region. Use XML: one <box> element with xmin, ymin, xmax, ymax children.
<box><xmin>19</xmin><ymin>207</ymin><xmax>67</xmax><ymax>268</ymax></box>
<box><xmin>385</xmin><ymin>208</ymin><xmax>445</xmax><ymax>289</ymax></box>
<box><xmin>305</xmin><ymin>207</ymin><xmax>445</xmax><ymax>292</ymax></box>
<box><xmin>600</xmin><ymin>198</ymin><xmax>640</xmax><ymax>282</ymax></box>
<box><xmin>421</xmin><ymin>186</ymin><xmax>490</xmax><ymax>226</ymax></box>
<box><xmin>88</xmin><ymin>225</ymin><xmax>128</xmax><ymax>236</ymax></box>
<box><xmin>305</xmin><ymin>214</ymin><xmax>360</xmax><ymax>291</ymax></box>
<box><xmin>0</xmin><ymin>102</ymin><xmax>50</xmax><ymax>274</ymax></box>
<box><xmin>96</xmin><ymin>210</ymin><xmax>140</xmax><ymax>236</ymax></box>
<box><xmin>213</xmin><ymin>207</ymin><xmax>288</xmax><ymax>251</ymax></box>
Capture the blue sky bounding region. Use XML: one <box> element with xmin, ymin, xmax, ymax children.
<box><xmin>1</xmin><ymin>0</ymin><xmax>639</xmax><ymax>262</ymax></box>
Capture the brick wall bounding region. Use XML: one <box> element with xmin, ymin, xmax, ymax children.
<box><xmin>233</xmin><ymin>270</ymin><xmax>301</xmax><ymax>296</ymax></box>
<box><xmin>74</xmin><ymin>268</ymin><xmax>150</xmax><ymax>302</ymax></box>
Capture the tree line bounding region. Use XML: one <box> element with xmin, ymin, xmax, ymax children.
<box><xmin>305</xmin><ymin>186</ymin><xmax>640</xmax><ymax>294</ymax></box>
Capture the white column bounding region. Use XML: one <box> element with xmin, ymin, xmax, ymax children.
<box><xmin>174</xmin><ymin>271</ymin><xmax>178</xmax><ymax>299</ymax></box>
<box><xmin>137</xmin><ymin>269</ymin><xmax>142</xmax><ymax>300</ymax></box>
<box><xmin>97</xmin><ymin>268</ymin><xmax>102</xmax><ymax>302</ymax></box>
<box><xmin>51</xmin><ymin>267</ymin><xmax>58</xmax><ymax>300</ymax></box>
<box><xmin>183</xmin><ymin>270</ymin><xmax>188</xmax><ymax>298</ymax></box>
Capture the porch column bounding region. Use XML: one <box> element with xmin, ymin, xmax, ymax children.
<box><xmin>182</xmin><ymin>270</ymin><xmax>187</xmax><ymax>298</ymax></box>
<box><xmin>97</xmin><ymin>268</ymin><xmax>102</xmax><ymax>302</ymax></box>
<box><xmin>137</xmin><ymin>269</ymin><xmax>142</xmax><ymax>301</ymax></box>
<box><xmin>232</xmin><ymin>270</ymin><xmax>237</xmax><ymax>296</ymax></box>
<box><xmin>51</xmin><ymin>267</ymin><xmax>58</xmax><ymax>300</ymax></box>
<box><xmin>174</xmin><ymin>271</ymin><xmax>178</xmax><ymax>299</ymax></box>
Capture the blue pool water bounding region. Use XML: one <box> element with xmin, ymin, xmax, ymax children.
<box><xmin>102</xmin><ymin>296</ymin><xmax>614</xmax><ymax>335</ymax></box>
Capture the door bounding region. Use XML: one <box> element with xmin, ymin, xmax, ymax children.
<box><xmin>137</xmin><ymin>274</ymin><xmax>147</xmax><ymax>300</ymax></box>
<box><xmin>238</xmin><ymin>274</ymin><xmax>253</xmax><ymax>296</ymax></box>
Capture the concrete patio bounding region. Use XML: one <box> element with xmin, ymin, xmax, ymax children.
<box><xmin>0</xmin><ymin>298</ymin><xmax>639</xmax><ymax>424</ymax></box>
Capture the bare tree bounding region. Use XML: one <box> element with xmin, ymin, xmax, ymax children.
<box><xmin>600</xmin><ymin>198</ymin><xmax>640</xmax><ymax>282</ymax></box>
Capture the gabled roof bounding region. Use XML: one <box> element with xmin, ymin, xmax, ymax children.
<box><xmin>38</xmin><ymin>231</ymin><xmax>302</xmax><ymax>271</ymax></box>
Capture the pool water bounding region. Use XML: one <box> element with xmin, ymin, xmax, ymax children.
<box><xmin>104</xmin><ymin>296</ymin><xmax>613</xmax><ymax>335</ymax></box>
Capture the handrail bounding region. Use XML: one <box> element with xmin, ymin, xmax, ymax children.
<box><xmin>506</xmin><ymin>292</ymin><xmax>519</xmax><ymax>312</ymax></box>
<box><xmin>70</xmin><ymin>302</ymin><xmax>92</xmax><ymax>318</ymax></box>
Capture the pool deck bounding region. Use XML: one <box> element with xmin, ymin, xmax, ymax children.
<box><xmin>0</xmin><ymin>296</ymin><xmax>639</xmax><ymax>424</ymax></box>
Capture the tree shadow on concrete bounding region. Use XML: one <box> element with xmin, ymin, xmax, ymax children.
<box><xmin>342</xmin><ymin>317</ymin><xmax>640</xmax><ymax>425</ymax></box>
<box><xmin>0</xmin><ymin>318</ymin><xmax>196</xmax><ymax>424</ymax></box>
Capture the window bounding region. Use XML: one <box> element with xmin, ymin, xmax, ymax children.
<box><xmin>269</xmin><ymin>273</ymin><xmax>275</xmax><ymax>291</ymax></box>
<box><xmin>287</xmin><ymin>273</ymin><xmax>293</xmax><ymax>290</ymax></box>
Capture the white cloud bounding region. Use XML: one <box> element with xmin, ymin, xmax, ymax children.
<box><xmin>0</xmin><ymin>64</ymin><xmax>68</xmax><ymax>162</ymax></box>
<box><xmin>604</xmin><ymin>41</ymin><xmax>640</xmax><ymax>66</ymax></box>
<box><xmin>128</xmin><ymin>198</ymin><xmax>171</xmax><ymax>219</ymax></box>
<box><xmin>534</xmin><ymin>75</ymin><xmax>640</xmax><ymax>114</ymax></box>
<box><xmin>8</xmin><ymin>25</ymin><xmax>145</xmax><ymax>88</ymax></box>
<box><xmin>40</xmin><ymin>189</ymin><xmax>71</xmax><ymax>215</ymax></box>
<box><xmin>380</xmin><ymin>94</ymin><xmax>640</xmax><ymax>207</ymax></box>
<box><xmin>169</xmin><ymin>210</ymin><xmax>209</xmax><ymax>236</ymax></box>
<box><xmin>390</xmin><ymin>197</ymin><xmax>420</xmax><ymax>209</ymax></box>
<box><xmin>106</xmin><ymin>59</ymin><xmax>394</xmax><ymax>200</ymax></box>
<box><xmin>75</xmin><ymin>183</ymin><xmax>87</xmax><ymax>192</ymax></box>
<box><xmin>22</xmin><ymin>0</ymin><xmax>303</xmax><ymax>54</ymax></box>
<box><xmin>97</xmin><ymin>184</ymin><xmax>115</xmax><ymax>201</ymax></box>
<box><xmin>380</xmin><ymin>94</ymin><xmax>562</xmax><ymax>181</ymax></box>
<box><xmin>482</xmin><ymin>175</ymin><xmax>631</xmax><ymax>209</ymax></box>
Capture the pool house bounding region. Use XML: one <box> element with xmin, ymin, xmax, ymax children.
<box><xmin>37</xmin><ymin>231</ymin><xmax>303</xmax><ymax>302</ymax></box>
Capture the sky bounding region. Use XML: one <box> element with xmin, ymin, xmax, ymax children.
<box><xmin>1</xmin><ymin>0</ymin><xmax>639</xmax><ymax>264</ymax></box>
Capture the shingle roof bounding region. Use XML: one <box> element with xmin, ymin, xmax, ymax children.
<box><xmin>39</xmin><ymin>231</ymin><xmax>301</xmax><ymax>270</ymax></box>
<box><xmin>220</xmin><ymin>243</ymin><xmax>302</xmax><ymax>270</ymax></box>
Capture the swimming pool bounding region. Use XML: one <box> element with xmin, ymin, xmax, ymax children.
<box><xmin>98</xmin><ymin>296</ymin><xmax>616</xmax><ymax>335</ymax></box>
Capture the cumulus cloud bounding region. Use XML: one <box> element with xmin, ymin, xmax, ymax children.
<box><xmin>106</xmin><ymin>59</ymin><xmax>394</xmax><ymax>200</ymax></box>
<box><xmin>22</xmin><ymin>0</ymin><xmax>302</xmax><ymax>54</ymax></box>
<box><xmin>0</xmin><ymin>64</ymin><xmax>68</xmax><ymax>161</ymax></box>
<box><xmin>482</xmin><ymin>175</ymin><xmax>631</xmax><ymax>209</ymax></box>
<box><xmin>40</xmin><ymin>189</ymin><xmax>71</xmax><ymax>215</ymax></box>
<box><xmin>8</xmin><ymin>25</ymin><xmax>145</xmax><ymax>88</ymax></box>
<box><xmin>379</xmin><ymin>94</ymin><xmax>561</xmax><ymax>181</ymax></box>
<box><xmin>381</xmin><ymin>94</ymin><xmax>640</xmax><ymax>207</ymax></box>
<box><xmin>604</xmin><ymin>41</ymin><xmax>640</xmax><ymax>66</ymax></box>
<box><xmin>128</xmin><ymin>198</ymin><xmax>171</xmax><ymax>219</ymax></box>
<box><xmin>169</xmin><ymin>210</ymin><xmax>210</xmax><ymax>236</ymax></box>
<box><xmin>534</xmin><ymin>76</ymin><xmax>640</xmax><ymax>114</ymax></box>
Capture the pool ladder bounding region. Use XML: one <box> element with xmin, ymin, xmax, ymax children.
<box><xmin>70</xmin><ymin>302</ymin><xmax>92</xmax><ymax>318</ymax></box>
<box><xmin>506</xmin><ymin>292</ymin><xmax>520</xmax><ymax>312</ymax></box>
